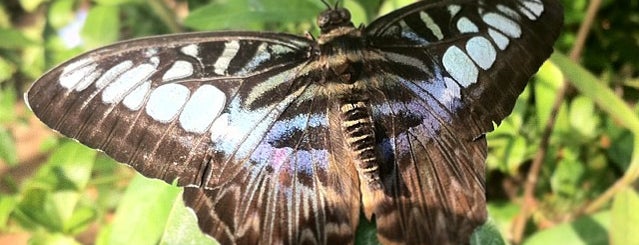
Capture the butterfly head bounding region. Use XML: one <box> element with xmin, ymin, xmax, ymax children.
<box><xmin>317</xmin><ymin>6</ymin><xmax>354</xmax><ymax>34</ymax></box>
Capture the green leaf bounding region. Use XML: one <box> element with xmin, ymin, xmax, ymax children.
<box><xmin>81</xmin><ymin>5</ymin><xmax>120</xmax><ymax>48</ymax></box>
<box><xmin>31</xmin><ymin>141</ymin><xmax>96</xmax><ymax>191</ymax></box>
<box><xmin>523</xmin><ymin>211</ymin><xmax>610</xmax><ymax>245</ymax></box>
<box><xmin>550</xmin><ymin>151</ymin><xmax>585</xmax><ymax>197</ymax></box>
<box><xmin>0</xmin><ymin>56</ymin><xmax>16</xmax><ymax>82</ymax></box>
<box><xmin>343</xmin><ymin>0</ymin><xmax>367</xmax><ymax>27</ymax></box>
<box><xmin>0</xmin><ymin>127</ymin><xmax>17</xmax><ymax>166</ymax></box>
<box><xmin>48</xmin><ymin>0</ymin><xmax>76</xmax><ymax>29</ymax></box>
<box><xmin>94</xmin><ymin>0</ymin><xmax>141</xmax><ymax>5</ymax></box>
<box><xmin>569</xmin><ymin>96</ymin><xmax>599</xmax><ymax>141</ymax></box>
<box><xmin>487</xmin><ymin>202</ymin><xmax>520</xmax><ymax>239</ymax></box>
<box><xmin>19</xmin><ymin>0</ymin><xmax>46</xmax><ymax>12</ymax></box>
<box><xmin>355</xmin><ymin>216</ymin><xmax>380</xmax><ymax>245</ymax></box>
<box><xmin>100</xmin><ymin>174</ymin><xmax>182</xmax><ymax>245</ymax></box>
<box><xmin>29</xmin><ymin>231</ymin><xmax>82</xmax><ymax>245</ymax></box>
<box><xmin>184</xmin><ymin>0</ymin><xmax>321</xmax><ymax>31</ymax></box>
<box><xmin>551</xmin><ymin>52</ymin><xmax>639</xmax><ymax>136</ymax></box>
<box><xmin>159</xmin><ymin>190</ymin><xmax>218</xmax><ymax>245</ymax></box>
<box><xmin>377</xmin><ymin>0</ymin><xmax>414</xmax><ymax>16</ymax></box>
<box><xmin>611</xmin><ymin>187</ymin><xmax>639</xmax><ymax>245</ymax></box>
<box><xmin>15</xmin><ymin>142</ymin><xmax>96</xmax><ymax>233</ymax></box>
<box><xmin>470</xmin><ymin>219</ymin><xmax>506</xmax><ymax>245</ymax></box>
<box><xmin>533</xmin><ymin>61</ymin><xmax>570</xmax><ymax>135</ymax></box>
<box><xmin>0</xmin><ymin>27</ymin><xmax>35</xmax><ymax>49</ymax></box>
<box><xmin>0</xmin><ymin>194</ymin><xmax>18</xmax><ymax>229</ymax></box>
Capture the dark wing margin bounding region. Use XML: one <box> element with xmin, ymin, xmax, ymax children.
<box><xmin>363</xmin><ymin>0</ymin><xmax>563</xmax><ymax>243</ymax></box>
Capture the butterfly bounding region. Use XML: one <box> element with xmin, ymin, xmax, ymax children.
<box><xmin>26</xmin><ymin>0</ymin><xmax>563</xmax><ymax>244</ymax></box>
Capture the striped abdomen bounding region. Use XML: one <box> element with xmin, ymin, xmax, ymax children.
<box><xmin>339</xmin><ymin>100</ymin><xmax>381</xmax><ymax>190</ymax></box>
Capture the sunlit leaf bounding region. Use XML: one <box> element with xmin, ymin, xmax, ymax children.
<box><xmin>610</xmin><ymin>187</ymin><xmax>639</xmax><ymax>245</ymax></box>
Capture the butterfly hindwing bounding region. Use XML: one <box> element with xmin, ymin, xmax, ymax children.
<box><xmin>184</xmin><ymin>82</ymin><xmax>361</xmax><ymax>244</ymax></box>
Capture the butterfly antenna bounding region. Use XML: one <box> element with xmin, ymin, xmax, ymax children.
<box><xmin>333</xmin><ymin>0</ymin><xmax>339</xmax><ymax>9</ymax></box>
<box><xmin>320</xmin><ymin>0</ymin><xmax>332</xmax><ymax>9</ymax></box>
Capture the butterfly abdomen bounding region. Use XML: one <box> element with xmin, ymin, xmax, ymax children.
<box><xmin>339</xmin><ymin>100</ymin><xmax>382</xmax><ymax>190</ymax></box>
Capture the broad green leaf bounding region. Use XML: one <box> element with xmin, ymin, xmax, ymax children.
<box><xmin>523</xmin><ymin>211</ymin><xmax>610</xmax><ymax>245</ymax></box>
<box><xmin>344</xmin><ymin>0</ymin><xmax>367</xmax><ymax>28</ymax></box>
<box><xmin>14</xmin><ymin>189</ymin><xmax>65</xmax><ymax>231</ymax></box>
<box><xmin>15</xmin><ymin>142</ymin><xmax>96</xmax><ymax>232</ymax></box>
<box><xmin>0</xmin><ymin>4</ymin><xmax>9</xmax><ymax>27</ymax></box>
<box><xmin>0</xmin><ymin>27</ymin><xmax>35</xmax><ymax>49</ymax></box>
<box><xmin>81</xmin><ymin>5</ymin><xmax>120</xmax><ymax>48</ymax></box>
<box><xmin>355</xmin><ymin>216</ymin><xmax>380</xmax><ymax>245</ymax></box>
<box><xmin>487</xmin><ymin>132</ymin><xmax>528</xmax><ymax>174</ymax></box>
<box><xmin>378</xmin><ymin>0</ymin><xmax>414</xmax><ymax>16</ymax></box>
<box><xmin>551</xmin><ymin>52</ymin><xmax>639</xmax><ymax>136</ymax></box>
<box><xmin>19</xmin><ymin>0</ymin><xmax>45</xmax><ymax>12</ymax></box>
<box><xmin>0</xmin><ymin>128</ymin><xmax>17</xmax><ymax>166</ymax></box>
<box><xmin>0</xmin><ymin>194</ymin><xmax>17</xmax><ymax>230</ymax></box>
<box><xmin>533</xmin><ymin>61</ymin><xmax>570</xmax><ymax>135</ymax></box>
<box><xmin>550</xmin><ymin>152</ymin><xmax>585</xmax><ymax>197</ymax></box>
<box><xmin>29</xmin><ymin>231</ymin><xmax>82</xmax><ymax>245</ymax></box>
<box><xmin>31</xmin><ymin>141</ymin><xmax>96</xmax><ymax>191</ymax></box>
<box><xmin>0</xmin><ymin>56</ymin><xmax>16</xmax><ymax>82</ymax></box>
<box><xmin>184</xmin><ymin>0</ymin><xmax>321</xmax><ymax>31</ymax></box>
<box><xmin>20</xmin><ymin>45</ymin><xmax>46</xmax><ymax>79</ymax></box>
<box><xmin>48</xmin><ymin>0</ymin><xmax>76</xmax><ymax>29</ymax></box>
<box><xmin>470</xmin><ymin>219</ymin><xmax>506</xmax><ymax>245</ymax></box>
<box><xmin>160</xmin><ymin>191</ymin><xmax>217</xmax><ymax>245</ymax></box>
<box><xmin>611</xmin><ymin>187</ymin><xmax>639</xmax><ymax>245</ymax></box>
<box><xmin>487</xmin><ymin>202</ymin><xmax>520</xmax><ymax>239</ymax></box>
<box><xmin>94</xmin><ymin>0</ymin><xmax>141</xmax><ymax>5</ymax></box>
<box><xmin>100</xmin><ymin>174</ymin><xmax>181</xmax><ymax>245</ymax></box>
<box><xmin>569</xmin><ymin>96</ymin><xmax>599</xmax><ymax>141</ymax></box>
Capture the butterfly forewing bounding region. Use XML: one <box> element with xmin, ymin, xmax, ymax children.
<box><xmin>27</xmin><ymin>0</ymin><xmax>563</xmax><ymax>244</ymax></box>
<box><xmin>27</xmin><ymin>32</ymin><xmax>311</xmax><ymax>186</ymax></box>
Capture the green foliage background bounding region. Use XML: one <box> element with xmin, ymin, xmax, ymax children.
<box><xmin>1</xmin><ymin>0</ymin><xmax>638</xmax><ymax>244</ymax></box>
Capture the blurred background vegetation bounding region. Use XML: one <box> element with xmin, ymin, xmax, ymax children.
<box><xmin>1</xmin><ymin>0</ymin><xmax>638</xmax><ymax>244</ymax></box>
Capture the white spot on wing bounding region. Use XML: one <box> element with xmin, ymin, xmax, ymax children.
<box><xmin>488</xmin><ymin>28</ymin><xmax>510</xmax><ymax>50</ymax></box>
<box><xmin>442</xmin><ymin>46</ymin><xmax>478</xmax><ymax>87</ymax></box>
<box><xmin>123</xmin><ymin>81</ymin><xmax>150</xmax><ymax>110</ymax></box>
<box><xmin>448</xmin><ymin>5</ymin><xmax>461</xmax><ymax>16</ymax></box>
<box><xmin>522</xmin><ymin>0</ymin><xmax>544</xmax><ymax>19</ymax></box>
<box><xmin>179</xmin><ymin>85</ymin><xmax>226</xmax><ymax>133</ymax></box>
<box><xmin>497</xmin><ymin>4</ymin><xmax>521</xmax><ymax>20</ymax></box>
<box><xmin>270</xmin><ymin>44</ymin><xmax>294</xmax><ymax>54</ymax></box>
<box><xmin>162</xmin><ymin>60</ymin><xmax>194</xmax><ymax>81</ymax></box>
<box><xmin>399</xmin><ymin>20</ymin><xmax>428</xmax><ymax>43</ymax></box>
<box><xmin>466</xmin><ymin>36</ymin><xmax>496</xmax><ymax>70</ymax></box>
<box><xmin>237</xmin><ymin>43</ymin><xmax>270</xmax><ymax>75</ymax></box>
<box><xmin>209</xmin><ymin>113</ymin><xmax>229</xmax><ymax>141</ymax></box>
<box><xmin>146</xmin><ymin>83</ymin><xmax>190</xmax><ymax>123</ymax></box>
<box><xmin>419</xmin><ymin>12</ymin><xmax>444</xmax><ymax>40</ymax></box>
<box><xmin>214</xmin><ymin>40</ymin><xmax>240</xmax><ymax>75</ymax></box>
<box><xmin>102</xmin><ymin>63</ymin><xmax>156</xmax><ymax>104</ymax></box>
<box><xmin>180</xmin><ymin>44</ymin><xmax>199</xmax><ymax>58</ymax></box>
<box><xmin>59</xmin><ymin>62</ymin><xmax>97</xmax><ymax>90</ymax></box>
<box><xmin>457</xmin><ymin>17</ymin><xmax>479</xmax><ymax>33</ymax></box>
<box><xmin>95</xmin><ymin>61</ymin><xmax>133</xmax><ymax>89</ymax></box>
<box><xmin>383</xmin><ymin>52</ymin><xmax>430</xmax><ymax>73</ymax></box>
<box><xmin>482</xmin><ymin>12</ymin><xmax>522</xmax><ymax>38</ymax></box>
